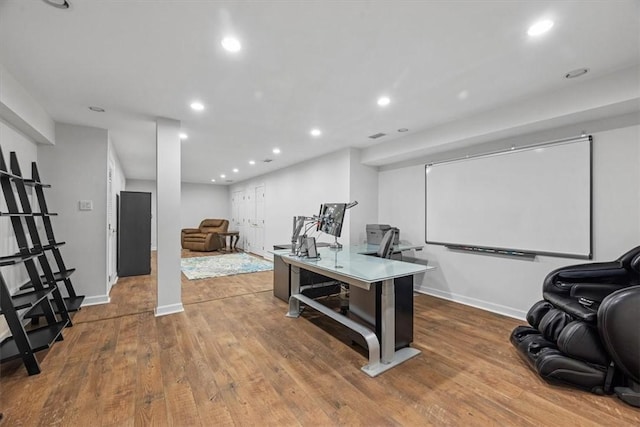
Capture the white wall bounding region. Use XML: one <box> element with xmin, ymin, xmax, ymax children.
<box><xmin>38</xmin><ymin>123</ymin><xmax>110</xmax><ymax>305</ymax></box>
<box><xmin>379</xmin><ymin>124</ymin><xmax>640</xmax><ymax>319</ymax></box>
<box><xmin>0</xmin><ymin>63</ymin><xmax>55</xmax><ymax>145</ymax></box>
<box><xmin>231</xmin><ymin>149</ymin><xmax>351</xmax><ymax>255</ymax></box>
<box><xmin>348</xmin><ymin>148</ymin><xmax>379</xmax><ymax>245</ymax></box>
<box><xmin>181</xmin><ymin>182</ymin><xmax>230</xmax><ymax>229</ymax></box>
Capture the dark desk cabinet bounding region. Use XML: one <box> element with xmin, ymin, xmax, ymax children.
<box><xmin>349</xmin><ymin>277</ymin><xmax>414</xmax><ymax>350</ymax></box>
<box><xmin>118</xmin><ymin>191</ymin><xmax>151</xmax><ymax>277</ymax></box>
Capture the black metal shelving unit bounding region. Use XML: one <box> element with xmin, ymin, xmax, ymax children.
<box><xmin>0</xmin><ymin>146</ymin><xmax>83</xmax><ymax>375</ymax></box>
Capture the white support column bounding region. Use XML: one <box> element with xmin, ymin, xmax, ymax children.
<box><xmin>155</xmin><ymin>117</ymin><xmax>184</xmax><ymax>316</ymax></box>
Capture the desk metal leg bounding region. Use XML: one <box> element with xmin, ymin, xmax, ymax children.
<box><xmin>380</xmin><ymin>279</ymin><xmax>395</xmax><ymax>363</ymax></box>
<box><xmin>286</xmin><ymin>265</ymin><xmax>302</xmax><ymax>317</ymax></box>
<box><xmin>360</xmin><ymin>278</ymin><xmax>420</xmax><ymax>376</ymax></box>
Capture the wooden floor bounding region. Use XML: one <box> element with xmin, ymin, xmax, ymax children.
<box><xmin>1</xmin><ymin>250</ymin><xmax>639</xmax><ymax>426</ymax></box>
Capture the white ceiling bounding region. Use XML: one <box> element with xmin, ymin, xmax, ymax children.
<box><xmin>0</xmin><ymin>0</ymin><xmax>638</xmax><ymax>184</ymax></box>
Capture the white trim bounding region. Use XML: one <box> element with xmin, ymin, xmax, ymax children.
<box><xmin>154</xmin><ymin>303</ymin><xmax>184</xmax><ymax>317</ymax></box>
<box><xmin>414</xmin><ymin>285</ymin><xmax>526</xmax><ymax>320</ymax></box>
<box><xmin>81</xmin><ymin>295</ymin><xmax>111</xmax><ymax>307</ymax></box>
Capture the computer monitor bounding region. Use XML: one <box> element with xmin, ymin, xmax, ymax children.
<box><xmin>317</xmin><ymin>203</ymin><xmax>347</xmax><ymax>238</ymax></box>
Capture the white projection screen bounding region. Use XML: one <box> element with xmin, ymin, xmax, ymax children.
<box><xmin>425</xmin><ymin>137</ymin><xmax>592</xmax><ymax>258</ymax></box>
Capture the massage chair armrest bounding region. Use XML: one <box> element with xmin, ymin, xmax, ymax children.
<box><xmin>543</xmin><ymin>292</ymin><xmax>598</xmax><ymax>323</ymax></box>
<box><xmin>182</xmin><ymin>228</ymin><xmax>201</xmax><ymax>234</ymax></box>
<box><xmin>543</xmin><ymin>262</ymin><xmax>630</xmax><ymax>295</ymax></box>
<box><xmin>569</xmin><ymin>283</ymin><xmax>628</xmax><ymax>305</ymax></box>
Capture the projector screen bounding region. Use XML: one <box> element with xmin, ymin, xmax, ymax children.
<box><xmin>425</xmin><ymin>137</ymin><xmax>592</xmax><ymax>258</ymax></box>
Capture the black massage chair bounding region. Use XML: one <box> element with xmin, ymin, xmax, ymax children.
<box><xmin>510</xmin><ymin>246</ymin><xmax>640</xmax><ymax>407</ymax></box>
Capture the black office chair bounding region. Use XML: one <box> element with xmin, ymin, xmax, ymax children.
<box><xmin>510</xmin><ymin>246</ymin><xmax>640</xmax><ymax>407</ymax></box>
<box><xmin>376</xmin><ymin>229</ymin><xmax>397</xmax><ymax>259</ymax></box>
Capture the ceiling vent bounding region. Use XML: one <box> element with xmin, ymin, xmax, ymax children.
<box><xmin>226</xmin><ymin>180</ymin><xmax>233</xmax><ymax>183</ymax></box>
<box><xmin>263</xmin><ymin>159</ymin><xmax>273</xmax><ymax>163</ymax></box>
<box><xmin>368</xmin><ymin>132</ymin><xmax>386</xmax><ymax>139</ymax></box>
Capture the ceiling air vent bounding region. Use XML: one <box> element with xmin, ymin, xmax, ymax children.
<box><xmin>368</xmin><ymin>132</ymin><xmax>386</xmax><ymax>139</ymax></box>
<box><xmin>226</xmin><ymin>180</ymin><xmax>233</xmax><ymax>183</ymax></box>
<box><xmin>263</xmin><ymin>159</ymin><xmax>273</xmax><ymax>163</ymax></box>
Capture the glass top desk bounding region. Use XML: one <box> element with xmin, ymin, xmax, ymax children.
<box><xmin>272</xmin><ymin>245</ymin><xmax>432</xmax><ymax>377</ymax></box>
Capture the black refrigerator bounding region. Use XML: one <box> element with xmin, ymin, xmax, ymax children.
<box><xmin>118</xmin><ymin>191</ymin><xmax>152</xmax><ymax>277</ymax></box>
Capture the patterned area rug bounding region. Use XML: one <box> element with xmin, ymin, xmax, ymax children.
<box><xmin>181</xmin><ymin>252</ymin><xmax>273</xmax><ymax>280</ymax></box>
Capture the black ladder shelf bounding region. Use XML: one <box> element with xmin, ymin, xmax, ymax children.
<box><xmin>0</xmin><ymin>146</ymin><xmax>82</xmax><ymax>375</ymax></box>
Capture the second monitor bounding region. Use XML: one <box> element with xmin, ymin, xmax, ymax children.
<box><xmin>317</xmin><ymin>203</ymin><xmax>347</xmax><ymax>247</ymax></box>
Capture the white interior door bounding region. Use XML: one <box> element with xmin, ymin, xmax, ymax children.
<box><xmin>231</xmin><ymin>186</ymin><xmax>265</xmax><ymax>255</ymax></box>
<box><xmin>245</xmin><ymin>190</ymin><xmax>255</xmax><ymax>253</ymax></box>
<box><xmin>253</xmin><ymin>185</ymin><xmax>265</xmax><ymax>256</ymax></box>
<box><xmin>231</xmin><ymin>190</ymin><xmax>242</xmax><ymax>231</ymax></box>
<box><xmin>238</xmin><ymin>190</ymin><xmax>248</xmax><ymax>251</ymax></box>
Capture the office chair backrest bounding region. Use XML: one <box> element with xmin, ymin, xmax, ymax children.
<box><xmin>377</xmin><ymin>229</ymin><xmax>396</xmax><ymax>259</ymax></box>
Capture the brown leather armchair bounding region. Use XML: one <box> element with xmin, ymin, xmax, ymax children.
<box><xmin>181</xmin><ymin>219</ymin><xmax>229</xmax><ymax>251</ymax></box>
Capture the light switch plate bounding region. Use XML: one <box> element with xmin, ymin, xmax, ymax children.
<box><xmin>79</xmin><ymin>200</ymin><xmax>93</xmax><ymax>211</ymax></box>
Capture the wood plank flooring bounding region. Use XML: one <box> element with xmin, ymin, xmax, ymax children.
<box><xmin>1</xmin><ymin>250</ymin><xmax>638</xmax><ymax>426</ymax></box>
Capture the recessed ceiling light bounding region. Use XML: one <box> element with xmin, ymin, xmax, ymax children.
<box><xmin>179</xmin><ymin>133</ymin><xmax>188</xmax><ymax>140</ymax></box>
<box><xmin>249</xmin><ymin>160</ymin><xmax>256</xmax><ymax>165</ymax></box>
<box><xmin>220</xmin><ymin>174</ymin><xmax>226</xmax><ymax>178</ymax></box>
<box><xmin>42</xmin><ymin>0</ymin><xmax>70</xmax><ymax>9</ymax></box>
<box><xmin>88</xmin><ymin>106</ymin><xmax>105</xmax><ymax>112</ymax></box>
<box><xmin>310</xmin><ymin>128</ymin><xmax>322</xmax><ymax>137</ymax></box>
<box><xmin>190</xmin><ymin>102</ymin><xmax>204</xmax><ymax>111</ymax></box>
<box><xmin>211</xmin><ymin>179</ymin><xmax>216</xmax><ymax>182</ymax></box>
<box><xmin>221</xmin><ymin>37</ymin><xmax>242</xmax><ymax>53</ymax></box>
<box><xmin>527</xmin><ymin>19</ymin><xmax>554</xmax><ymax>37</ymax></box>
<box><xmin>377</xmin><ymin>96</ymin><xmax>391</xmax><ymax>107</ymax></box>
<box><xmin>272</xmin><ymin>148</ymin><xmax>281</xmax><ymax>154</ymax></box>
<box><xmin>565</xmin><ymin>68</ymin><xmax>589</xmax><ymax>79</ymax></box>
<box><xmin>233</xmin><ymin>168</ymin><xmax>239</xmax><ymax>173</ymax></box>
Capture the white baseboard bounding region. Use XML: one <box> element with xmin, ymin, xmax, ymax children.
<box><xmin>414</xmin><ymin>285</ymin><xmax>527</xmax><ymax>320</ymax></box>
<box><xmin>154</xmin><ymin>303</ymin><xmax>184</xmax><ymax>317</ymax></box>
<box><xmin>81</xmin><ymin>295</ymin><xmax>111</xmax><ymax>307</ymax></box>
